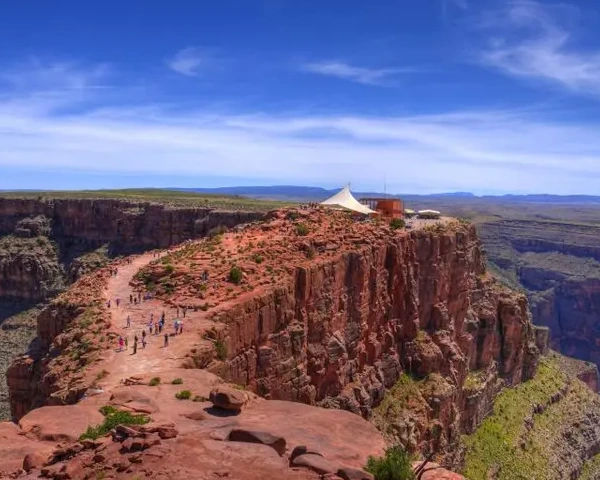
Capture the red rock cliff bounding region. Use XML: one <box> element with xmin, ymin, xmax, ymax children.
<box><xmin>200</xmin><ymin>215</ymin><xmax>541</xmax><ymax>457</ymax></box>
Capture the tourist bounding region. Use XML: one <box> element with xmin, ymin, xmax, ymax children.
<box><xmin>118</xmin><ymin>336</ymin><xmax>124</xmax><ymax>352</ymax></box>
<box><xmin>125</xmin><ymin>336</ymin><xmax>128</xmax><ymax>350</ymax></box>
<box><xmin>126</xmin><ymin>315</ymin><xmax>131</xmax><ymax>328</ymax></box>
<box><xmin>133</xmin><ymin>335</ymin><xmax>138</xmax><ymax>354</ymax></box>
<box><xmin>116</xmin><ymin>297</ymin><xmax>120</xmax><ymax>307</ymax></box>
<box><xmin>154</xmin><ymin>322</ymin><xmax>159</xmax><ymax>335</ymax></box>
<box><xmin>142</xmin><ymin>330</ymin><xmax>147</xmax><ymax>349</ymax></box>
<box><xmin>179</xmin><ymin>319</ymin><xmax>183</xmax><ymax>334</ymax></box>
<box><xmin>164</xmin><ymin>333</ymin><xmax>169</xmax><ymax>347</ymax></box>
<box><xmin>174</xmin><ymin>319</ymin><xmax>179</xmax><ymax>335</ymax></box>
<box><xmin>183</xmin><ymin>307</ymin><xmax>186</xmax><ymax>318</ymax></box>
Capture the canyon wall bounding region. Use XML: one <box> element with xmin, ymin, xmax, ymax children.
<box><xmin>0</xmin><ymin>196</ymin><xmax>265</xmax><ymax>420</ymax></box>
<box><xmin>216</xmin><ymin>224</ymin><xmax>541</xmax><ymax>458</ymax></box>
<box><xmin>479</xmin><ymin>219</ymin><xmax>600</xmax><ymax>371</ymax></box>
<box><xmin>0</xmin><ymin>197</ymin><xmax>264</xmax><ymax>302</ymax></box>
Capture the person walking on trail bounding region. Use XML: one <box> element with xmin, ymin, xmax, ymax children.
<box><xmin>126</xmin><ymin>315</ymin><xmax>131</xmax><ymax>328</ymax></box>
<box><xmin>173</xmin><ymin>319</ymin><xmax>179</xmax><ymax>335</ymax></box>
<box><xmin>179</xmin><ymin>319</ymin><xmax>184</xmax><ymax>334</ymax></box>
<box><xmin>142</xmin><ymin>331</ymin><xmax>147</xmax><ymax>349</ymax></box>
<box><xmin>125</xmin><ymin>336</ymin><xmax>128</xmax><ymax>350</ymax></box>
<box><xmin>132</xmin><ymin>336</ymin><xmax>138</xmax><ymax>355</ymax></box>
<box><xmin>154</xmin><ymin>322</ymin><xmax>159</xmax><ymax>335</ymax></box>
<box><xmin>183</xmin><ymin>308</ymin><xmax>186</xmax><ymax>318</ymax></box>
<box><xmin>116</xmin><ymin>297</ymin><xmax>120</xmax><ymax>307</ymax></box>
<box><xmin>118</xmin><ymin>336</ymin><xmax>124</xmax><ymax>352</ymax></box>
<box><xmin>164</xmin><ymin>333</ymin><xmax>169</xmax><ymax>347</ymax></box>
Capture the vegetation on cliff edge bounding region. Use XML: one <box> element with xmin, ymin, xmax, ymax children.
<box><xmin>462</xmin><ymin>354</ymin><xmax>600</xmax><ymax>480</ymax></box>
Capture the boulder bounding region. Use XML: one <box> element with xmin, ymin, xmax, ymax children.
<box><xmin>228</xmin><ymin>429</ymin><xmax>286</xmax><ymax>456</ymax></box>
<box><xmin>23</xmin><ymin>451</ymin><xmax>48</xmax><ymax>472</ymax></box>
<box><xmin>209</xmin><ymin>386</ymin><xmax>247</xmax><ymax>411</ymax></box>
<box><xmin>19</xmin><ymin>405</ymin><xmax>104</xmax><ymax>442</ymax></box>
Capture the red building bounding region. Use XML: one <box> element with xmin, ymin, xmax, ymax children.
<box><xmin>359</xmin><ymin>198</ymin><xmax>404</xmax><ymax>219</ymax></box>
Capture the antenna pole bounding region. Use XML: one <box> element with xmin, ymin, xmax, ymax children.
<box><xmin>384</xmin><ymin>175</ymin><xmax>387</xmax><ymax>198</ymax></box>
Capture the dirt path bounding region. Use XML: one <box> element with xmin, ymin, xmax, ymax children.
<box><xmin>97</xmin><ymin>251</ymin><xmax>214</xmax><ymax>389</ymax></box>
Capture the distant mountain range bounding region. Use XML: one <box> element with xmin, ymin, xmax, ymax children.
<box><xmin>174</xmin><ymin>186</ymin><xmax>600</xmax><ymax>205</ymax></box>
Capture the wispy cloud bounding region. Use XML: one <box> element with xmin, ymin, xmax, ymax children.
<box><xmin>2</xmin><ymin>56</ymin><xmax>600</xmax><ymax>194</ymax></box>
<box><xmin>167</xmin><ymin>47</ymin><xmax>212</xmax><ymax>77</ymax></box>
<box><xmin>0</xmin><ymin>58</ymin><xmax>109</xmax><ymax>92</ymax></box>
<box><xmin>477</xmin><ymin>1</ymin><xmax>600</xmax><ymax>95</ymax></box>
<box><xmin>301</xmin><ymin>61</ymin><xmax>415</xmax><ymax>86</ymax></box>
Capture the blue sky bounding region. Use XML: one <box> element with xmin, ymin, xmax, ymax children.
<box><xmin>1</xmin><ymin>0</ymin><xmax>600</xmax><ymax>194</ymax></box>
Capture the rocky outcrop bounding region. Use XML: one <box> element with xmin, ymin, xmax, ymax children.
<box><xmin>0</xmin><ymin>197</ymin><xmax>264</xmax><ymax>303</ymax></box>
<box><xmin>0</xmin><ymin>235</ymin><xmax>63</xmax><ymax>300</ymax></box>
<box><xmin>530</xmin><ymin>278</ymin><xmax>600</xmax><ymax>368</ymax></box>
<box><xmin>7</xmin><ymin>268</ymin><xmax>111</xmax><ymax>420</ymax></box>
<box><xmin>4</xmin><ymin>209</ymin><xmax>542</xmax><ymax>474</ymax></box>
<box><xmin>0</xmin><ymin>196</ymin><xmax>264</xmax><ymax>420</ymax></box>
<box><xmin>189</xmin><ymin>214</ymin><xmax>542</xmax><ymax>459</ymax></box>
<box><xmin>0</xmin><ymin>198</ymin><xmax>264</xmax><ymax>256</ymax></box>
<box><xmin>477</xmin><ymin>219</ymin><xmax>600</xmax><ymax>374</ymax></box>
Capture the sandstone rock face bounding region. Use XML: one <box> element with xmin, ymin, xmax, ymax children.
<box><xmin>218</xmin><ymin>225</ymin><xmax>540</xmax><ymax>457</ymax></box>
<box><xmin>1</xmin><ymin>197</ymin><xmax>263</xmax><ymax>419</ymax></box>
<box><xmin>530</xmin><ymin>278</ymin><xmax>600</xmax><ymax>369</ymax></box>
<box><xmin>478</xmin><ymin>219</ymin><xmax>600</xmax><ymax>373</ymax></box>
<box><xmin>0</xmin><ymin>198</ymin><xmax>263</xmax><ymax>303</ymax></box>
<box><xmin>0</xmin><ymin>198</ymin><xmax>264</xmax><ymax>256</ymax></box>
<box><xmin>7</xmin><ymin>268</ymin><xmax>111</xmax><ymax>420</ymax></box>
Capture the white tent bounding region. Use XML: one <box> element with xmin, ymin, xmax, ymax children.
<box><xmin>320</xmin><ymin>186</ymin><xmax>376</xmax><ymax>215</ymax></box>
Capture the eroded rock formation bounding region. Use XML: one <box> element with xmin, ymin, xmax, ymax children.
<box><xmin>0</xmin><ymin>197</ymin><xmax>264</xmax><ymax>302</ymax></box>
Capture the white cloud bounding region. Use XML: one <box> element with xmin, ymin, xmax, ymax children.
<box><xmin>301</xmin><ymin>61</ymin><xmax>415</xmax><ymax>86</ymax></box>
<box><xmin>478</xmin><ymin>1</ymin><xmax>600</xmax><ymax>95</ymax></box>
<box><xmin>1</xmin><ymin>57</ymin><xmax>600</xmax><ymax>194</ymax></box>
<box><xmin>168</xmin><ymin>47</ymin><xmax>211</xmax><ymax>76</ymax></box>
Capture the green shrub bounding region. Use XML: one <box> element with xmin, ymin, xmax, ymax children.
<box><xmin>80</xmin><ymin>407</ymin><xmax>150</xmax><ymax>440</ymax></box>
<box><xmin>365</xmin><ymin>446</ymin><xmax>414</xmax><ymax>480</ymax></box>
<box><xmin>171</xmin><ymin>378</ymin><xmax>183</xmax><ymax>385</ymax></box>
<box><xmin>228</xmin><ymin>266</ymin><xmax>242</xmax><ymax>284</ymax></box>
<box><xmin>149</xmin><ymin>377</ymin><xmax>161</xmax><ymax>386</ymax></box>
<box><xmin>193</xmin><ymin>395</ymin><xmax>207</xmax><ymax>402</ymax></box>
<box><xmin>295</xmin><ymin>223</ymin><xmax>309</xmax><ymax>236</ymax></box>
<box><xmin>214</xmin><ymin>338</ymin><xmax>228</xmax><ymax>360</ymax></box>
<box><xmin>252</xmin><ymin>253</ymin><xmax>264</xmax><ymax>264</ymax></box>
<box><xmin>175</xmin><ymin>390</ymin><xmax>192</xmax><ymax>400</ymax></box>
<box><xmin>389</xmin><ymin>218</ymin><xmax>406</xmax><ymax>230</ymax></box>
<box><xmin>164</xmin><ymin>263</ymin><xmax>175</xmax><ymax>275</ymax></box>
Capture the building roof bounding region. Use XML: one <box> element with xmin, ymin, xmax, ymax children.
<box><xmin>320</xmin><ymin>186</ymin><xmax>376</xmax><ymax>215</ymax></box>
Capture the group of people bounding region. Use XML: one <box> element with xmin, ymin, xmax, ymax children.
<box><xmin>117</xmin><ymin>309</ymin><xmax>185</xmax><ymax>354</ymax></box>
<box><xmin>129</xmin><ymin>291</ymin><xmax>153</xmax><ymax>305</ymax></box>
